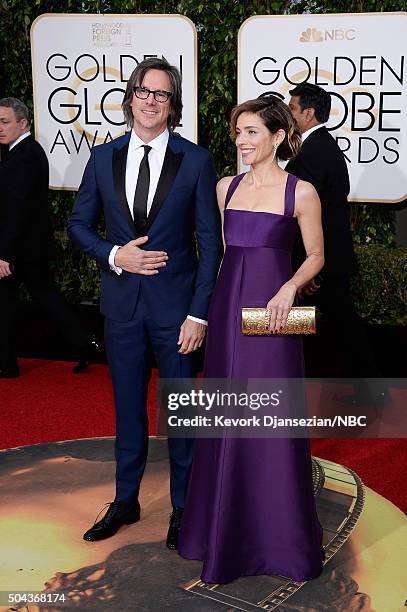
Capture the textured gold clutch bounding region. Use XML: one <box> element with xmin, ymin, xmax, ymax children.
<box><xmin>241</xmin><ymin>306</ymin><xmax>316</xmax><ymax>335</ymax></box>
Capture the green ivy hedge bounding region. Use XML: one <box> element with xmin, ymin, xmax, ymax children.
<box><xmin>52</xmin><ymin>242</ymin><xmax>407</xmax><ymax>327</ymax></box>
<box><xmin>1</xmin><ymin>0</ymin><xmax>406</xmax><ymax>323</ymax></box>
<box><xmin>352</xmin><ymin>245</ymin><xmax>407</xmax><ymax>324</ymax></box>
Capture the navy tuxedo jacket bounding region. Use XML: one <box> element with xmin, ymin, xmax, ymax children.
<box><xmin>69</xmin><ymin>131</ymin><xmax>222</xmax><ymax>325</ymax></box>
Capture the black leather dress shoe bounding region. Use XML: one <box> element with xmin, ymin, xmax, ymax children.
<box><xmin>0</xmin><ymin>367</ymin><xmax>20</xmax><ymax>378</ymax></box>
<box><xmin>83</xmin><ymin>500</ymin><xmax>140</xmax><ymax>541</ymax></box>
<box><xmin>73</xmin><ymin>335</ymin><xmax>104</xmax><ymax>374</ymax></box>
<box><xmin>166</xmin><ymin>506</ymin><xmax>184</xmax><ymax>550</ymax></box>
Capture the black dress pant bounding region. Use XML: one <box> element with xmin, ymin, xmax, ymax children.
<box><xmin>0</xmin><ymin>262</ymin><xmax>87</xmax><ymax>370</ymax></box>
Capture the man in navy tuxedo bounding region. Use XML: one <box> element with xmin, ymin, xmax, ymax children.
<box><xmin>69</xmin><ymin>58</ymin><xmax>222</xmax><ymax>546</ymax></box>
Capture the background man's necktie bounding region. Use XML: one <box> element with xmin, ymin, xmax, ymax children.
<box><xmin>133</xmin><ymin>144</ymin><xmax>152</xmax><ymax>231</ymax></box>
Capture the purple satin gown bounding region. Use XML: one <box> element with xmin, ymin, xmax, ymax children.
<box><xmin>178</xmin><ymin>173</ymin><xmax>325</xmax><ymax>584</ymax></box>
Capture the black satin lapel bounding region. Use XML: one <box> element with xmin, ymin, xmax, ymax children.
<box><xmin>112</xmin><ymin>142</ymin><xmax>134</xmax><ymax>234</ymax></box>
<box><xmin>144</xmin><ymin>146</ymin><xmax>184</xmax><ymax>233</ymax></box>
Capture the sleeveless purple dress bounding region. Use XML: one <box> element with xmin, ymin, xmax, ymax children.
<box><xmin>178</xmin><ymin>173</ymin><xmax>325</xmax><ymax>584</ymax></box>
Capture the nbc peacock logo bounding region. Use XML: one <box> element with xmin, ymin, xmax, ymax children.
<box><xmin>300</xmin><ymin>27</ymin><xmax>323</xmax><ymax>42</ymax></box>
<box><xmin>299</xmin><ymin>27</ymin><xmax>356</xmax><ymax>42</ymax></box>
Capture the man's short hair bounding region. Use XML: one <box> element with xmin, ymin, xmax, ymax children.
<box><xmin>0</xmin><ymin>97</ymin><xmax>30</xmax><ymax>123</ymax></box>
<box><xmin>122</xmin><ymin>58</ymin><xmax>183</xmax><ymax>131</ymax></box>
<box><xmin>288</xmin><ymin>83</ymin><xmax>331</xmax><ymax>123</ymax></box>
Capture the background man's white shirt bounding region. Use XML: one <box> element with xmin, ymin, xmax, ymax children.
<box><xmin>301</xmin><ymin>124</ymin><xmax>323</xmax><ymax>143</ymax></box>
<box><xmin>9</xmin><ymin>130</ymin><xmax>30</xmax><ymax>150</ymax></box>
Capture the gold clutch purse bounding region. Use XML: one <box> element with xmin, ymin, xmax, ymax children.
<box><xmin>241</xmin><ymin>306</ymin><xmax>316</xmax><ymax>335</ymax></box>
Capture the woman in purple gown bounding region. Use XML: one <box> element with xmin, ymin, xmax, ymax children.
<box><xmin>178</xmin><ymin>96</ymin><xmax>325</xmax><ymax>584</ymax></box>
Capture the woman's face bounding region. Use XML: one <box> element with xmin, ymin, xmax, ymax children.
<box><xmin>235</xmin><ymin>112</ymin><xmax>284</xmax><ymax>166</ymax></box>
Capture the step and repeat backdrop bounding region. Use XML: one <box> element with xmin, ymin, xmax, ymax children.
<box><xmin>31</xmin><ymin>11</ymin><xmax>406</xmax><ymax>201</ymax></box>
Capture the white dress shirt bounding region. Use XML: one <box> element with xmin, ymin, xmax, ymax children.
<box><xmin>9</xmin><ymin>130</ymin><xmax>31</xmax><ymax>150</ymax></box>
<box><xmin>301</xmin><ymin>124</ymin><xmax>323</xmax><ymax>143</ymax></box>
<box><xmin>109</xmin><ymin>128</ymin><xmax>169</xmax><ymax>272</ymax></box>
<box><xmin>108</xmin><ymin>128</ymin><xmax>206</xmax><ymax>325</ymax></box>
<box><xmin>125</xmin><ymin>128</ymin><xmax>169</xmax><ymax>216</ymax></box>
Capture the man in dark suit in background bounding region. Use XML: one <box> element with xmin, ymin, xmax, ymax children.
<box><xmin>286</xmin><ymin>83</ymin><xmax>387</xmax><ymax>405</ymax></box>
<box><xmin>0</xmin><ymin>97</ymin><xmax>97</xmax><ymax>378</ymax></box>
<box><xmin>69</xmin><ymin>59</ymin><xmax>222</xmax><ymax>547</ymax></box>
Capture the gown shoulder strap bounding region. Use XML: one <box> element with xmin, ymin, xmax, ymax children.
<box><xmin>284</xmin><ymin>173</ymin><xmax>299</xmax><ymax>217</ymax></box>
<box><xmin>224</xmin><ymin>173</ymin><xmax>245</xmax><ymax>209</ymax></box>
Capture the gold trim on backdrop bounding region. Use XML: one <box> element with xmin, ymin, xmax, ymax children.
<box><xmin>351</xmin><ymin>194</ymin><xmax>407</xmax><ymax>203</ymax></box>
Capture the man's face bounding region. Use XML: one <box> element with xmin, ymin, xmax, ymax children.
<box><xmin>130</xmin><ymin>69</ymin><xmax>172</xmax><ymax>140</ymax></box>
<box><xmin>288</xmin><ymin>96</ymin><xmax>308</xmax><ymax>134</ymax></box>
<box><xmin>0</xmin><ymin>106</ymin><xmax>28</xmax><ymax>145</ymax></box>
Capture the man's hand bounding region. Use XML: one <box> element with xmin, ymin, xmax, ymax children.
<box><xmin>298</xmin><ymin>278</ymin><xmax>320</xmax><ymax>298</ymax></box>
<box><xmin>0</xmin><ymin>259</ymin><xmax>12</xmax><ymax>279</ymax></box>
<box><xmin>114</xmin><ymin>236</ymin><xmax>168</xmax><ymax>274</ymax></box>
<box><xmin>178</xmin><ymin>319</ymin><xmax>206</xmax><ymax>354</ymax></box>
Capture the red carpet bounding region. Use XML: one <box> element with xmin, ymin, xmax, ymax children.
<box><xmin>0</xmin><ymin>358</ymin><xmax>405</xmax><ymax>512</ymax></box>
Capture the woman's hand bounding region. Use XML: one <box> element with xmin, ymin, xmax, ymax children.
<box><xmin>266</xmin><ymin>282</ymin><xmax>297</xmax><ymax>333</ymax></box>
